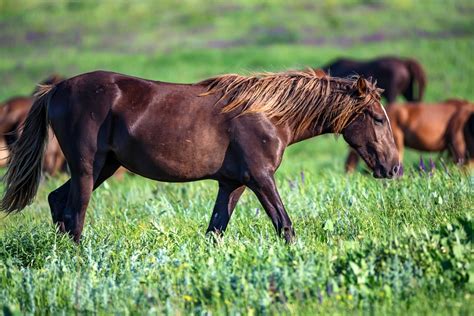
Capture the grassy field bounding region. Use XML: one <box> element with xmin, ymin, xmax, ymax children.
<box><xmin>0</xmin><ymin>0</ymin><xmax>473</xmax><ymax>314</ymax></box>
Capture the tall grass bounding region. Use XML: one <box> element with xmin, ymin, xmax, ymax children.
<box><xmin>0</xmin><ymin>166</ymin><xmax>472</xmax><ymax>314</ymax></box>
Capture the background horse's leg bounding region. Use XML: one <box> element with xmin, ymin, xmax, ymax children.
<box><xmin>248</xmin><ymin>174</ymin><xmax>294</xmax><ymax>243</ymax></box>
<box><xmin>345</xmin><ymin>149</ymin><xmax>360</xmax><ymax>173</ymax></box>
<box><xmin>392</xmin><ymin>125</ymin><xmax>404</xmax><ymax>164</ymax></box>
<box><xmin>383</xmin><ymin>82</ymin><xmax>398</xmax><ymax>104</ymax></box>
<box><xmin>206</xmin><ymin>182</ymin><xmax>245</xmax><ymax>235</ymax></box>
<box><xmin>0</xmin><ymin>137</ymin><xmax>9</xmax><ymax>168</ymax></box>
<box><xmin>448</xmin><ymin>131</ymin><xmax>467</xmax><ymax>165</ymax></box>
<box><xmin>52</xmin><ymin>152</ymin><xmax>65</xmax><ymax>175</ymax></box>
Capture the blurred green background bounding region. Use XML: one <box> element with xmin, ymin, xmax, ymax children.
<box><xmin>1</xmin><ymin>0</ymin><xmax>473</xmax><ymax>101</ymax></box>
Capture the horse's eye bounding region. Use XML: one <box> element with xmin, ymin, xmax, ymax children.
<box><xmin>374</xmin><ymin>117</ymin><xmax>384</xmax><ymax>126</ymax></box>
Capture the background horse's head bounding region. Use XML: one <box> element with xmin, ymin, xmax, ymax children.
<box><xmin>342</xmin><ymin>77</ymin><xmax>399</xmax><ymax>178</ymax></box>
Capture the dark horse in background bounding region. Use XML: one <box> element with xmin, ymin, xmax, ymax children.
<box><xmin>322</xmin><ymin>56</ymin><xmax>427</xmax><ymax>104</ymax></box>
<box><xmin>1</xmin><ymin>70</ymin><xmax>399</xmax><ymax>243</ymax></box>
<box><xmin>0</xmin><ymin>74</ymin><xmax>66</xmax><ymax>174</ymax></box>
<box><xmin>345</xmin><ymin>99</ymin><xmax>474</xmax><ymax>172</ymax></box>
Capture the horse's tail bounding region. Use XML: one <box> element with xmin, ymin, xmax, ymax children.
<box><xmin>1</xmin><ymin>84</ymin><xmax>56</xmax><ymax>214</ymax></box>
<box><xmin>405</xmin><ymin>58</ymin><xmax>427</xmax><ymax>102</ymax></box>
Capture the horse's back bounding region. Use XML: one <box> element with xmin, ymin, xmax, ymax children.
<box><xmin>325</xmin><ymin>57</ymin><xmax>410</xmax><ymax>94</ymax></box>
<box><xmin>326</xmin><ymin>56</ymin><xmax>404</xmax><ymax>74</ymax></box>
<box><xmin>48</xmin><ymin>70</ymin><xmax>231</xmax><ymax>181</ymax></box>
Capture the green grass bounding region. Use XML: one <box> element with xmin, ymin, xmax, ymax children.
<box><xmin>0</xmin><ymin>0</ymin><xmax>473</xmax><ymax>314</ymax></box>
<box><xmin>0</xmin><ymin>166</ymin><xmax>472</xmax><ymax>314</ymax></box>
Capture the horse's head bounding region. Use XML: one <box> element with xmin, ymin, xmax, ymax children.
<box><xmin>342</xmin><ymin>77</ymin><xmax>400</xmax><ymax>178</ymax></box>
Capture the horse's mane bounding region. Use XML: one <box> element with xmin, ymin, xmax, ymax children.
<box><xmin>199</xmin><ymin>69</ymin><xmax>381</xmax><ymax>137</ymax></box>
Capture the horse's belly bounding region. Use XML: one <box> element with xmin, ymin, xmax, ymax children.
<box><xmin>122</xmin><ymin>148</ymin><xmax>226</xmax><ymax>182</ymax></box>
<box><xmin>404</xmin><ymin>127</ymin><xmax>445</xmax><ymax>152</ymax></box>
<box><xmin>112</xmin><ymin>128</ymin><xmax>228</xmax><ymax>182</ymax></box>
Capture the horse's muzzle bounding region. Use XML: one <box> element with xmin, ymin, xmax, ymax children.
<box><xmin>373</xmin><ymin>163</ymin><xmax>400</xmax><ymax>179</ymax></box>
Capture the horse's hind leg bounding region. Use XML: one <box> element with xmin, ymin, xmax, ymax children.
<box><xmin>48</xmin><ymin>155</ymin><xmax>120</xmax><ymax>238</ymax></box>
<box><xmin>48</xmin><ymin>180</ymin><xmax>70</xmax><ymax>233</ymax></box>
<box><xmin>62</xmin><ymin>164</ymin><xmax>95</xmax><ymax>242</ymax></box>
<box><xmin>384</xmin><ymin>83</ymin><xmax>399</xmax><ymax>105</ymax></box>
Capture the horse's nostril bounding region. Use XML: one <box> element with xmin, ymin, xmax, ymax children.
<box><xmin>392</xmin><ymin>164</ymin><xmax>400</xmax><ymax>176</ymax></box>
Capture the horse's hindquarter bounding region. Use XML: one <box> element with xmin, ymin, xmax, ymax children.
<box><xmin>110</xmin><ymin>79</ymin><xmax>231</xmax><ymax>181</ymax></box>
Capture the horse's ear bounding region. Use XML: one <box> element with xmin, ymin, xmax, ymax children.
<box><xmin>356</xmin><ymin>76</ymin><xmax>368</xmax><ymax>96</ymax></box>
<box><xmin>313</xmin><ymin>68</ymin><xmax>326</xmax><ymax>78</ymax></box>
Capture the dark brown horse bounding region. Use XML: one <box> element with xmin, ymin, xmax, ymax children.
<box><xmin>1</xmin><ymin>70</ymin><xmax>399</xmax><ymax>243</ymax></box>
<box><xmin>322</xmin><ymin>56</ymin><xmax>427</xmax><ymax>104</ymax></box>
<box><xmin>0</xmin><ymin>75</ymin><xmax>66</xmax><ymax>174</ymax></box>
<box><xmin>345</xmin><ymin>99</ymin><xmax>474</xmax><ymax>172</ymax></box>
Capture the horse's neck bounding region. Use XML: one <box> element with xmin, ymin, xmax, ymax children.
<box><xmin>288</xmin><ymin>118</ymin><xmax>335</xmax><ymax>145</ymax></box>
<box><xmin>287</xmin><ymin>86</ymin><xmax>354</xmax><ymax>144</ymax></box>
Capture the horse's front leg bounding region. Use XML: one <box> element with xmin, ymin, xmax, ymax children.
<box><xmin>206</xmin><ymin>182</ymin><xmax>245</xmax><ymax>236</ymax></box>
<box><xmin>448</xmin><ymin>131</ymin><xmax>467</xmax><ymax>165</ymax></box>
<box><xmin>230</xmin><ymin>114</ymin><xmax>293</xmax><ymax>242</ymax></box>
<box><xmin>345</xmin><ymin>149</ymin><xmax>360</xmax><ymax>173</ymax></box>
<box><xmin>248</xmin><ymin>173</ymin><xmax>295</xmax><ymax>243</ymax></box>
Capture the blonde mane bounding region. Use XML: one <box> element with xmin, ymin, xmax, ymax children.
<box><xmin>199</xmin><ymin>69</ymin><xmax>381</xmax><ymax>137</ymax></box>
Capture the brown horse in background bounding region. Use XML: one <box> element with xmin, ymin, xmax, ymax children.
<box><xmin>0</xmin><ymin>75</ymin><xmax>63</xmax><ymax>146</ymax></box>
<box><xmin>1</xmin><ymin>70</ymin><xmax>398</xmax><ymax>243</ymax></box>
<box><xmin>345</xmin><ymin>99</ymin><xmax>474</xmax><ymax>172</ymax></box>
<box><xmin>322</xmin><ymin>56</ymin><xmax>427</xmax><ymax>104</ymax></box>
<box><xmin>0</xmin><ymin>75</ymin><xmax>66</xmax><ymax>174</ymax></box>
<box><xmin>445</xmin><ymin>100</ymin><xmax>474</xmax><ymax>164</ymax></box>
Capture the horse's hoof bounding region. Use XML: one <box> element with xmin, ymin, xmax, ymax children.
<box><xmin>283</xmin><ymin>226</ymin><xmax>295</xmax><ymax>244</ymax></box>
<box><xmin>55</xmin><ymin>221</ymin><xmax>66</xmax><ymax>234</ymax></box>
<box><xmin>205</xmin><ymin>229</ymin><xmax>224</xmax><ymax>244</ymax></box>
